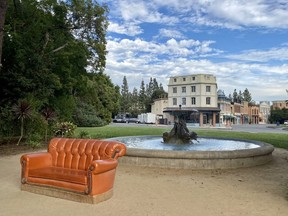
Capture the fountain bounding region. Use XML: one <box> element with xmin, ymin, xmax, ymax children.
<box><xmin>162</xmin><ymin>119</ymin><xmax>198</xmax><ymax>144</ymax></box>
<box><xmin>106</xmin><ymin>112</ymin><xmax>274</xmax><ymax>169</ymax></box>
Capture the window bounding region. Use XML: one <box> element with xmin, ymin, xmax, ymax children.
<box><xmin>173</xmin><ymin>98</ymin><xmax>177</xmax><ymax>105</ymax></box>
<box><xmin>174</xmin><ymin>78</ymin><xmax>177</xmax><ymax>82</ymax></box>
<box><xmin>182</xmin><ymin>98</ymin><xmax>186</xmax><ymax>105</ymax></box>
<box><xmin>191</xmin><ymin>86</ymin><xmax>196</xmax><ymax>92</ymax></box>
<box><xmin>182</xmin><ymin>87</ymin><xmax>186</xmax><ymax>93</ymax></box>
<box><xmin>173</xmin><ymin>87</ymin><xmax>177</xmax><ymax>93</ymax></box>
<box><xmin>192</xmin><ymin>76</ymin><xmax>195</xmax><ymax>80</ymax></box>
<box><xmin>206</xmin><ymin>97</ymin><xmax>211</xmax><ymax>105</ymax></box>
<box><xmin>206</xmin><ymin>86</ymin><xmax>211</xmax><ymax>92</ymax></box>
<box><xmin>191</xmin><ymin>97</ymin><xmax>196</xmax><ymax>105</ymax></box>
<box><xmin>183</xmin><ymin>77</ymin><xmax>186</xmax><ymax>81</ymax></box>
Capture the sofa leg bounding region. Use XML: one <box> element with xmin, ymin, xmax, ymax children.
<box><xmin>21</xmin><ymin>160</ymin><xmax>26</xmax><ymax>184</ymax></box>
<box><xmin>85</xmin><ymin>170</ymin><xmax>92</xmax><ymax>195</ymax></box>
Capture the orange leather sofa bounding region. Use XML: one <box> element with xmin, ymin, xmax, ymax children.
<box><xmin>20</xmin><ymin>138</ymin><xmax>126</xmax><ymax>202</ymax></box>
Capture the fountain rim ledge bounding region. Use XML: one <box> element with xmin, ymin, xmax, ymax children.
<box><xmin>106</xmin><ymin>135</ymin><xmax>274</xmax><ymax>160</ymax></box>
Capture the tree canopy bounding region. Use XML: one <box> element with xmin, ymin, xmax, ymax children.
<box><xmin>230</xmin><ymin>88</ymin><xmax>252</xmax><ymax>103</ymax></box>
<box><xmin>0</xmin><ymin>0</ymin><xmax>120</xmax><ymax>141</ymax></box>
<box><xmin>119</xmin><ymin>76</ymin><xmax>168</xmax><ymax>116</ymax></box>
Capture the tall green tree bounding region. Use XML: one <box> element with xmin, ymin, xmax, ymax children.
<box><xmin>120</xmin><ymin>76</ymin><xmax>130</xmax><ymax>114</ymax></box>
<box><xmin>237</xmin><ymin>90</ymin><xmax>243</xmax><ymax>103</ymax></box>
<box><xmin>139</xmin><ymin>80</ymin><xmax>146</xmax><ymax>113</ymax></box>
<box><xmin>269</xmin><ymin>108</ymin><xmax>288</xmax><ymax>124</ymax></box>
<box><xmin>67</xmin><ymin>0</ymin><xmax>109</xmax><ymax>72</ymax></box>
<box><xmin>232</xmin><ymin>89</ymin><xmax>238</xmax><ymax>102</ymax></box>
<box><xmin>285</xmin><ymin>89</ymin><xmax>288</xmax><ymax>104</ymax></box>
<box><xmin>0</xmin><ymin>0</ymin><xmax>117</xmax><ymax>135</ymax></box>
<box><xmin>243</xmin><ymin>88</ymin><xmax>252</xmax><ymax>102</ymax></box>
<box><xmin>0</xmin><ymin>0</ymin><xmax>8</xmax><ymax>67</ymax></box>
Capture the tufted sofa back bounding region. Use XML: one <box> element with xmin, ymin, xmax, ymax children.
<box><xmin>48</xmin><ymin>138</ymin><xmax>126</xmax><ymax>170</ymax></box>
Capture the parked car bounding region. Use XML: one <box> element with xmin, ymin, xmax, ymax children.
<box><xmin>125</xmin><ymin>118</ymin><xmax>140</xmax><ymax>123</ymax></box>
<box><xmin>284</xmin><ymin>120</ymin><xmax>288</xmax><ymax>125</ymax></box>
<box><xmin>112</xmin><ymin>118</ymin><xmax>126</xmax><ymax>123</ymax></box>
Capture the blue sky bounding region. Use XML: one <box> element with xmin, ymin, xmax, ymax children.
<box><xmin>100</xmin><ymin>0</ymin><xmax>288</xmax><ymax>102</ymax></box>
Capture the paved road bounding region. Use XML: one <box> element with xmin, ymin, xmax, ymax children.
<box><xmin>230</xmin><ymin>124</ymin><xmax>288</xmax><ymax>134</ymax></box>
<box><xmin>110</xmin><ymin>123</ymin><xmax>288</xmax><ymax>134</ymax></box>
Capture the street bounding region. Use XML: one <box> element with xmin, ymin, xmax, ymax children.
<box><xmin>110</xmin><ymin>122</ymin><xmax>288</xmax><ymax>134</ymax></box>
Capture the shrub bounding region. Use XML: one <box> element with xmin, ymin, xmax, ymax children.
<box><xmin>74</xmin><ymin>114</ymin><xmax>106</xmax><ymax>127</ymax></box>
<box><xmin>26</xmin><ymin>133</ymin><xmax>43</xmax><ymax>148</ymax></box>
<box><xmin>78</xmin><ymin>130</ymin><xmax>90</xmax><ymax>138</ymax></box>
<box><xmin>53</xmin><ymin>122</ymin><xmax>77</xmax><ymax>137</ymax></box>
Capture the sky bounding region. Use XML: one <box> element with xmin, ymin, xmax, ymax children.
<box><xmin>99</xmin><ymin>0</ymin><xmax>288</xmax><ymax>102</ymax></box>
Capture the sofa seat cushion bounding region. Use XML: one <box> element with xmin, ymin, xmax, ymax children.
<box><xmin>29</xmin><ymin>167</ymin><xmax>87</xmax><ymax>185</ymax></box>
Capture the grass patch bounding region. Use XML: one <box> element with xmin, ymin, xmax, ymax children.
<box><xmin>194</xmin><ymin>130</ymin><xmax>288</xmax><ymax>149</ymax></box>
<box><xmin>76</xmin><ymin>125</ymin><xmax>168</xmax><ymax>138</ymax></box>
<box><xmin>75</xmin><ymin>125</ymin><xmax>288</xmax><ymax>149</ymax></box>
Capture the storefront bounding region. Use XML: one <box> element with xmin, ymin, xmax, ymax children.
<box><xmin>163</xmin><ymin>107</ymin><xmax>221</xmax><ymax>127</ymax></box>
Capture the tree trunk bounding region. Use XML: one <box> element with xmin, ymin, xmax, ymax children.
<box><xmin>0</xmin><ymin>0</ymin><xmax>8</xmax><ymax>67</ymax></box>
<box><xmin>17</xmin><ymin>117</ymin><xmax>24</xmax><ymax>145</ymax></box>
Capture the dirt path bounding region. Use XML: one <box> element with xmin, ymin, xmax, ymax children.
<box><xmin>0</xmin><ymin>148</ymin><xmax>288</xmax><ymax>216</ymax></box>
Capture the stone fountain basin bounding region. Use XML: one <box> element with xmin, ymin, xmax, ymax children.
<box><xmin>107</xmin><ymin>136</ymin><xmax>274</xmax><ymax>170</ymax></box>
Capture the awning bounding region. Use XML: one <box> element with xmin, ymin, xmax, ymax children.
<box><xmin>164</xmin><ymin>107</ymin><xmax>221</xmax><ymax>112</ymax></box>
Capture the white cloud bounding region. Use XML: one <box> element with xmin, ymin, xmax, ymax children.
<box><xmin>205</xmin><ymin>0</ymin><xmax>288</xmax><ymax>28</ymax></box>
<box><xmin>157</xmin><ymin>28</ymin><xmax>185</xmax><ymax>39</ymax></box>
<box><xmin>103</xmin><ymin>0</ymin><xmax>288</xmax><ymax>101</ymax></box>
<box><xmin>105</xmin><ymin>38</ymin><xmax>288</xmax><ymax>101</ymax></box>
<box><xmin>225</xmin><ymin>47</ymin><xmax>288</xmax><ymax>62</ymax></box>
<box><xmin>108</xmin><ymin>22</ymin><xmax>143</xmax><ymax>36</ymax></box>
<box><xmin>118</xmin><ymin>0</ymin><xmax>179</xmax><ymax>24</ymax></box>
<box><xmin>107</xmin><ymin>38</ymin><xmax>219</xmax><ymax>62</ymax></box>
<box><xmin>116</xmin><ymin>0</ymin><xmax>288</xmax><ymax>29</ymax></box>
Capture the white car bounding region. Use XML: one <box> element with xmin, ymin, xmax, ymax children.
<box><xmin>284</xmin><ymin>120</ymin><xmax>288</xmax><ymax>125</ymax></box>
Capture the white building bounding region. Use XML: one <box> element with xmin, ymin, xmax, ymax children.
<box><xmin>163</xmin><ymin>74</ymin><xmax>220</xmax><ymax>126</ymax></box>
<box><xmin>259</xmin><ymin>101</ymin><xmax>270</xmax><ymax>124</ymax></box>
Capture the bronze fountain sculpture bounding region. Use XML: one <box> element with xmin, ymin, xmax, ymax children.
<box><xmin>163</xmin><ymin>118</ymin><xmax>198</xmax><ymax>144</ymax></box>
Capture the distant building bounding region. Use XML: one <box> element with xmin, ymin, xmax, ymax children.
<box><xmin>151</xmin><ymin>97</ymin><xmax>169</xmax><ymax>124</ymax></box>
<box><xmin>163</xmin><ymin>74</ymin><xmax>220</xmax><ymax>126</ymax></box>
<box><xmin>217</xmin><ymin>90</ymin><xmax>249</xmax><ymax>126</ymax></box>
<box><xmin>217</xmin><ymin>89</ymin><xmax>233</xmax><ymax>126</ymax></box>
<box><xmin>248</xmin><ymin>103</ymin><xmax>260</xmax><ymax>124</ymax></box>
<box><xmin>272</xmin><ymin>100</ymin><xmax>288</xmax><ymax>109</ymax></box>
<box><xmin>150</xmin><ymin>74</ymin><xmax>265</xmax><ymax>126</ymax></box>
<box><xmin>240</xmin><ymin>101</ymin><xmax>249</xmax><ymax>124</ymax></box>
<box><xmin>259</xmin><ymin>101</ymin><xmax>270</xmax><ymax>124</ymax></box>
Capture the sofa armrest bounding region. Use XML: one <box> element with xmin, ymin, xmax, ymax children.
<box><xmin>111</xmin><ymin>144</ymin><xmax>126</xmax><ymax>159</ymax></box>
<box><xmin>88</xmin><ymin>159</ymin><xmax>118</xmax><ymax>174</ymax></box>
<box><xmin>20</xmin><ymin>153</ymin><xmax>52</xmax><ymax>183</ymax></box>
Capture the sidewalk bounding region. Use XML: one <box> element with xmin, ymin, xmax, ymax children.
<box><xmin>1</xmin><ymin>149</ymin><xmax>288</xmax><ymax>216</ymax></box>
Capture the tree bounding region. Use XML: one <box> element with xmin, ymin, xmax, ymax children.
<box><xmin>0</xmin><ymin>0</ymin><xmax>8</xmax><ymax>67</ymax></box>
<box><xmin>120</xmin><ymin>76</ymin><xmax>130</xmax><ymax>114</ymax></box>
<box><xmin>232</xmin><ymin>89</ymin><xmax>238</xmax><ymax>102</ymax></box>
<box><xmin>68</xmin><ymin>0</ymin><xmax>109</xmax><ymax>72</ymax></box>
<box><xmin>285</xmin><ymin>89</ymin><xmax>288</xmax><ymax>104</ymax></box>
<box><xmin>243</xmin><ymin>88</ymin><xmax>252</xmax><ymax>102</ymax></box>
<box><xmin>139</xmin><ymin>80</ymin><xmax>146</xmax><ymax>113</ymax></box>
<box><xmin>237</xmin><ymin>90</ymin><xmax>243</xmax><ymax>103</ymax></box>
<box><xmin>12</xmin><ymin>100</ymin><xmax>33</xmax><ymax>145</ymax></box>
<box><xmin>0</xmin><ymin>0</ymin><xmax>118</xmax><ymax>139</ymax></box>
<box><xmin>269</xmin><ymin>108</ymin><xmax>288</xmax><ymax>124</ymax></box>
<box><xmin>130</xmin><ymin>87</ymin><xmax>140</xmax><ymax>116</ymax></box>
<box><xmin>41</xmin><ymin>106</ymin><xmax>56</xmax><ymax>143</ymax></box>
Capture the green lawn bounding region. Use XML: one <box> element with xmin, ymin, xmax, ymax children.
<box><xmin>75</xmin><ymin>125</ymin><xmax>288</xmax><ymax>149</ymax></box>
